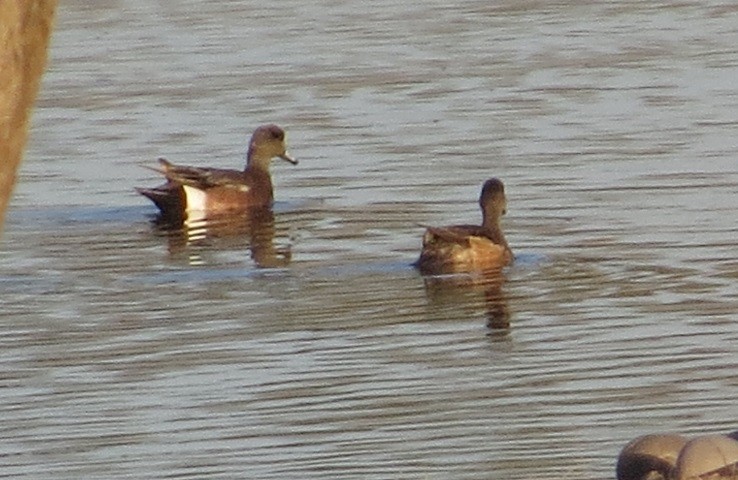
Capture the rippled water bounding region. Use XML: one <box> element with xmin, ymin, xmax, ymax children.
<box><xmin>3</xmin><ymin>1</ymin><xmax>738</xmax><ymax>478</ymax></box>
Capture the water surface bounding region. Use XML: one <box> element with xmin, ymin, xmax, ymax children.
<box><xmin>3</xmin><ymin>1</ymin><xmax>738</xmax><ymax>478</ymax></box>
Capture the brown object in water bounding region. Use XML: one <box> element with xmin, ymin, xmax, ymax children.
<box><xmin>415</xmin><ymin>177</ymin><xmax>513</xmax><ymax>274</ymax></box>
<box><xmin>673</xmin><ymin>435</ymin><xmax>738</xmax><ymax>480</ymax></box>
<box><xmin>0</xmin><ymin>0</ymin><xmax>57</xmax><ymax>232</ymax></box>
<box><xmin>617</xmin><ymin>433</ymin><xmax>688</xmax><ymax>480</ymax></box>
<box><xmin>136</xmin><ymin>124</ymin><xmax>297</xmax><ymax>223</ymax></box>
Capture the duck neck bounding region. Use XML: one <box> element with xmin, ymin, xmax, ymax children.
<box><xmin>481</xmin><ymin>210</ymin><xmax>500</xmax><ymax>231</ymax></box>
<box><xmin>245</xmin><ymin>146</ymin><xmax>271</xmax><ymax>172</ymax></box>
<box><xmin>482</xmin><ymin>211</ymin><xmax>508</xmax><ymax>246</ymax></box>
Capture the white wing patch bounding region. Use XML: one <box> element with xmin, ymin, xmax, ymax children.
<box><xmin>182</xmin><ymin>185</ymin><xmax>207</xmax><ymax>213</ymax></box>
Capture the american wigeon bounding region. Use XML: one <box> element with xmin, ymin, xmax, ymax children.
<box><xmin>415</xmin><ymin>178</ymin><xmax>513</xmax><ymax>274</ymax></box>
<box><xmin>136</xmin><ymin>124</ymin><xmax>297</xmax><ymax>220</ymax></box>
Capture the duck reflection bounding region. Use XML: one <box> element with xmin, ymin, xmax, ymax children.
<box><xmin>153</xmin><ymin>208</ymin><xmax>290</xmax><ymax>268</ymax></box>
<box><xmin>415</xmin><ymin>178</ymin><xmax>513</xmax><ymax>330</ymax></box>
<box><xmin>420</xmin><ymin>267</ymin><xmax>511</xmax><ymax>330</ymax></box>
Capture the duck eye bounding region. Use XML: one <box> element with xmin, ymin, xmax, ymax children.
<box><xmin>270</xmin><ymin>127</ymin><xmax>284</xmax><ymax>140</ymax></box>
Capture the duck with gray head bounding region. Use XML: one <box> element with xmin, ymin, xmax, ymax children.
<box><xmin>137</xmin><ymin>124</ymin><xmax>297</xmax><ymax>222</ymax></box>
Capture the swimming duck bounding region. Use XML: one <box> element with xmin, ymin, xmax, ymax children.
<box><xmin>136</xmin><ymin>124</ymin><xmax>297</xmax><ymax>221</ymax></box>
<box><xmin>416</xmin><ymin>178</ymin><xmax>513</xmax><ymax>274</ymax></box>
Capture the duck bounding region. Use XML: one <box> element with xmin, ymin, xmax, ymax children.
<box><xmin>136</xmin><ymin>124</ymin><xmax>297</xmax><ymax>221</ymax></box>
<box><xmin>415</xmin><ymin>177</ymin><xmax>513</xmax><ymax>274</ymax></box>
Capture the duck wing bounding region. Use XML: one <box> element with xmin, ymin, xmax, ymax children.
<box><xmin>423</xmin><ymin>225</ymin><xmax>489</xmax><ymax>247</ymax></box>
<box><xmin>153</xmin><ymin>158</ymin><xmax>246</xmax><ymax>191</ymax></box>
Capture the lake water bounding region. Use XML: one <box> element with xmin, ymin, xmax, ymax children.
<box><xmin>2</xmin><ymin>1</ymin><xmax>738</xmax><ymax>479</ymax></box>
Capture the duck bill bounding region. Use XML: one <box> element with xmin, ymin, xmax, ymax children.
<box><xmin>279</xmin><ymin>151</ymin><xmax>298</xmax><ymax>165</ymax></box>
